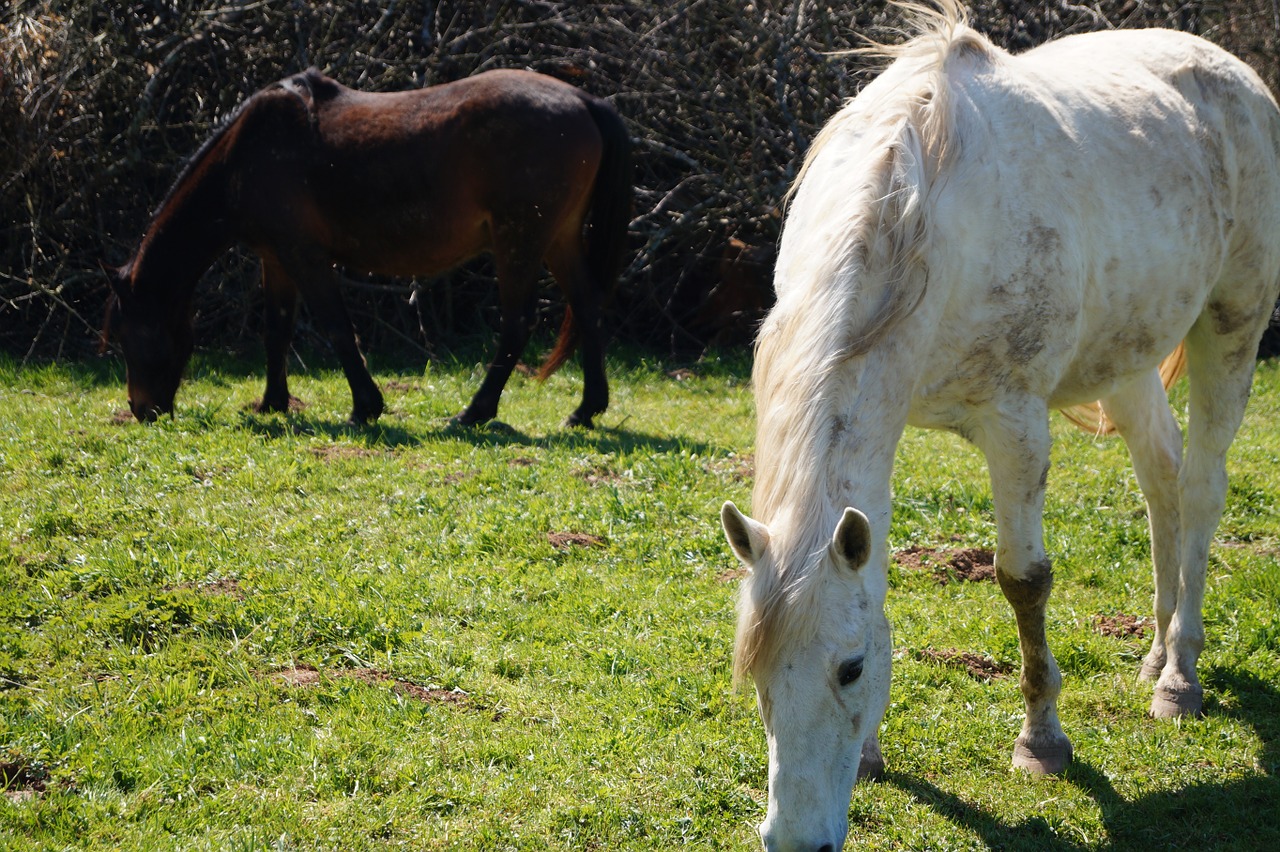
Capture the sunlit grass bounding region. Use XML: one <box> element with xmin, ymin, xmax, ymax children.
<box><xmin>1</xmin><ymin>352</ymin><xmax>1276</xmax><ymax>849</ymax></box>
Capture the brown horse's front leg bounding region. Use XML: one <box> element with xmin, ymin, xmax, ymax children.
<box><xmin>286</xmin><ymin>253</ymin><xmax>383</xmax><ymax>423</ymax></box>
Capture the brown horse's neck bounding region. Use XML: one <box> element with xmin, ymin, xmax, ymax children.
<box><xmin>128</xmin><ymin>145</ymin><xmax>238</xmax><ymax>315</ymax></box>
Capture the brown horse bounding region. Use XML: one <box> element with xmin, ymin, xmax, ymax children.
<box><xmin>105</xmin><ymin>68</ymin><xmax>632</xmax><ymax>426</ymax></box>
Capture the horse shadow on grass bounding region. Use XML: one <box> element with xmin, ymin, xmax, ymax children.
<box><xmin>885</xmin><ymin>668</ymin><xmax>1278</xmax><ymax>850</ymax></box>
<box><xmin>233</xmin><ymin>408</ymin><xmax>721</xmax><ymax>460</ymax></box>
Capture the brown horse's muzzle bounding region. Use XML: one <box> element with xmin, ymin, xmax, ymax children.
<box><xmin>127</xmin><ymin>385</ymin><xmax>173</xmax><ymax>422</ymax></box>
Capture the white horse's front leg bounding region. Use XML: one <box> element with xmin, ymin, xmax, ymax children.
<box><xmin>973</xmin><ymin>401</ymin><xmax>1073</xmax><ymax>774</ymax></box>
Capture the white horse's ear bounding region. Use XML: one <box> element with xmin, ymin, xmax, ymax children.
<box><xmin>721</xmin><ymin>501</ymin><xmax>769</xmax><ymax>567</ymax></box>
<box><xmin>830</xmin><ymin>507</ymin><xmax>872</xmax><ymax>572</ymax></box>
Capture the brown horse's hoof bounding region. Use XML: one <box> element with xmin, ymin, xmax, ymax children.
<box><xmin>349</xmin><ymin>403</ymin><xmax>384</xmax><ymax>425</ymax></box>
<box><xmin>1151</xmin><ymin>684</ymin><xmax>1203</xmax><ymax>718</ymax></box>
<box><xmin>856</xmin><ymin>754</ymin><xmax>885</xmax><ymax>783</ymax></box>
<box><xmin>450</xmin><ymin>410</ymin><xmax>489</xmax><ymax>427</ymax></box>
<box><xmin>1012</xmin><ymin>737</ymin><xmax>1073</xmax><ymax>775</ymax></box>
<box><xmin>255</xmin><ymin>395</ymin><xmax>304</xmax><ymax>414</ymax></box>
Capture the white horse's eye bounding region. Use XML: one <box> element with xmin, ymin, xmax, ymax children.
<box><xmin>837</xmin><ymin>657</ymin><xmax>864</xmax><ymax>687</ymax></box>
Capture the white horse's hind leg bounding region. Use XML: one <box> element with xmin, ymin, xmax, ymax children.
<box><xmin>973</xmin><ymin>400</ymin><xmax>1073</xmax><ymax>773</ymax></box>
<box><xmin>1098</xmin><ymin>371</ymin><xmax>1184</xmax><ymax>685</ymax></box>
<box><xmin>1150</xmin><ymin>312</ymin><xmax>1266</xmax><ymax>716</ymax></box>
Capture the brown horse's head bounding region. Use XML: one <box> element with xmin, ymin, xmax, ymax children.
<box><xmin>106</xmin><ymin>264</ymin><xmax>194</xmax><ymax>422</ymax></box>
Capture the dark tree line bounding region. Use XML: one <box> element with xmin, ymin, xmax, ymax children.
<box><xmin>3</xmin><ymin>1</ymin><xmax>1278</xmax><ymax>362</ymax></box>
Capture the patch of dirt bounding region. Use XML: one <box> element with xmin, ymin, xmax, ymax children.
<box><xmin>242</xmin><ymin>397</ymin><xmax>307</xmax><ymax>415</ymax></box>
<box><xmin>269</xmin><ymin>665</ymin><xmax>469</xmax><ymax>706</ymax></box>
<box><xmin>1092</xmin><ymin>613</ymin><xmax>1151</xmax><ymax>639</ymax></box>
<box><xmin>170</xmin><ymin>577</ymin><xmax>244</xmax><ymax>600</ymax></box>
<box><xmin>579</xmin><ymin>466</ymin><xmax>625</xmax><ymax>487</ymax></box>
<box><xmin>508</xmin><ymin>456</ymin><xmax>537</xmax><ymax>467</ymax></box>
<box><xmin>717</xmin><ymin>567</ymin><xmax>749</xmax><ymax>583</ymax></box>
<box><xmin>203</xmin><ymin>577</ymin><xmax>243</xmax><ymax>599</ymax></box>
<box><xmin>916</xmin><ymin>648</ymin><xmax>1013</xmax><ymax>681</ymax></box>
<box><xmin>309</xmin><ymin>444</ymin><xmax>384</xmax><ymax>462</ymax></box>
<box><xmin>896</xmin><ymin>545</ymin><xmax>995</xmax><ymax>584</ymax></box>
<box><xmin>666</xmin><ymin>368</ymin><xmax>697</xmax><ymax>381</ymax></box>
<box><xmin>111</xmin><ymin>408</ymin><xmax>135</xmax><ymax>424</ymax></box>
<box><xmin>383</xmin><ymin>379</ymin><xmax>420</xmax><ymax>393</ymax></box>
<box><xmin>704</xmin><ymin>453</ymin><xmax>754</xmax><ymax>483</ymax></box>
<box><xmin>1</xmin><ymin>754</ymin><xmax>49</xmax><ymax>801</ymax></box>
<box><xmin>547</xmin><ymin>531</ymin><xmax>605</xmax><ymax>549</ymax></box>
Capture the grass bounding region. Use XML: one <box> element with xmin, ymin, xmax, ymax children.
<box><xmin>0</xmin><ymin>349</ymin><xmax>1277</xmax><ymax>850</ymax></box>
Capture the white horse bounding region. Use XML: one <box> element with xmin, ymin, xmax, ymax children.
<box><xmin>720</xmin><ymin>3</ymin><xmax>1280</xmax><ymax>849</ymax></box>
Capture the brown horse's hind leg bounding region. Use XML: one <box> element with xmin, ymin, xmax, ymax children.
<box><xmin>283</xmin><ymin>251</ymin><xmax>383</xmax><ymax>423</ymax></box>
<box><xmin>547</xmin><ymin>241</ymin><xmax>608</xmax><ymax>429</ymax></box>
<box><xmin>258</xmin><ymin>253</ymin><xmax>301</xmax><ymax>414</ymax></box>
<box><xmin>453</xmin><ymin>253</ymin><xmax>540</xmax><ymax>426</ymax></box>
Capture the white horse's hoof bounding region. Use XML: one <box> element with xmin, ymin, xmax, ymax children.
<box><xmin>1012</xmin><ymin>737</ymin><xmax>1073</xmax><ymax>775</ymax></box>
<box><xmin>1150</xmin><ymin>684</ymin><xmax>1203</xmax><ymax>718</ymax></box>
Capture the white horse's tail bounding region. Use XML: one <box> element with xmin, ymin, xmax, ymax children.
<box><xmin>1059</xmin><ymin>342</ymin><xmax>1188</xmax><ymax>435</ymax></box>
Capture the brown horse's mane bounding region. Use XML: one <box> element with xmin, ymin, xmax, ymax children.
<box><xmin>148</xmin><ymin>71</ymin><xmax>327</xmax><ymax>223</ymax></box>
<box><xmin>148</xmin><ymin>94</ymin><xmax>253</xmax><ymax>223</ymax></box>
<box><xmin>103</xmin><ymin>73</ymin><xmax>318</xmax><ymax>351</ymax></box>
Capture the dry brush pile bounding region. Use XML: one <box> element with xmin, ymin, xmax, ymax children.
<box><xmin>3</xmin><ymin>1</ymin><xmax>1278</xmax><ymax>362</ymax></box>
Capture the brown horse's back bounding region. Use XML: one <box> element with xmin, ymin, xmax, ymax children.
<box><xmin>236</xmin><ymin>69</ymin><xmax>605</xmax><ymax>278</ymax></box>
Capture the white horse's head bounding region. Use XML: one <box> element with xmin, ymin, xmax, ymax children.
<box><xmin>722</xmin><ymin>502</ymin><xmax>892</xmax><ymax>852</ymax></box>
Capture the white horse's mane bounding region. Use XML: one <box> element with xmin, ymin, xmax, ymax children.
<box><xmin>734</xmin><ymin>1</ymin><xmax>996</xmax><ymax>681</ymax></box>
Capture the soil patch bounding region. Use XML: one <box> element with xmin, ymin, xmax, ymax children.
<box><xmin>916</xmin><ymin>648</ymin><xmax>1013</xmax><ymax>681</ymax></box>
<box><xmin>704</xmin><ymin>453</ymin><xmax>754</xmax><ymax>483</ymax></box>
<box><xmin>1</xmin><ymin>754</ymin><xmax>49</xmax><ymax>801</ymax></box>
<box><xmin>269</xmin><ymin>665</ymin><xmax>469</xmax><ymax>706</ymax></box>
<box><xmin>580</xmin><ymin>465</ymin><xmax>625</xmax><ymax>487</ymax></box>
<box><xmin>309</xmin><ymin>444</ymin><xmax>384</xmax><ymax>462</ymax></box>
<box><xmin>1092</xmin><ymin>613</ymin><xmax>1151</xmax><ymax>639</ymax></box>
<box><xmin>896</xmin><ymin>545</ymin><xmax>995</xmax><ymax>584</ymax></box>
<box><xmin>170</xmin><ymin>577</ymin><xmax>244</xmax><ymax>600</ymax></box>
<box><xmin>717</xmin><ymin>567</ymin><xmax>749</xmax><ymax>583</ymax></box>
<box><xmin>547</xmin><ymin>531</ymin><xmax>605</xmax><ymax>549</ymax></box>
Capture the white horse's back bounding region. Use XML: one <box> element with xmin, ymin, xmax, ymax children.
<box><xmin>905</xmin><ymin>26</ymin><xmax>1280</xmax><ymax>427</ymax></box>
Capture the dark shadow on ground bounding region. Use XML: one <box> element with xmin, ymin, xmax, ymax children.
<box><xmin>883</xmin><ymin>667</ymin><xmax>1278</xmax><ymax>850</ymax></box>
<box><xmin>230</xmin><ymin>408</ymin><xmax>721</xmax><ymax>459</ymax></box>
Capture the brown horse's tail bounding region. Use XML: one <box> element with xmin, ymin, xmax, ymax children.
<box><xmin>538</xmin><ymin>95</ymin><xmax>634</xmax><ymax>380</ymax></box>
<box><xmin>1059</xmin><ymin>341</ymin><xmax>1188</xmax><ymax>435</ymax></box>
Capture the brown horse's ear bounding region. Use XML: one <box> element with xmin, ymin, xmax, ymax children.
<box><xmin>102</xmin><ymin>261</ymin><xmax>131</xmax><ymax>307</ymax></box>
<box><xmin>99</xmin><ymin>262</ymin><xmax>128</xmax><ymax>354</ymax></box>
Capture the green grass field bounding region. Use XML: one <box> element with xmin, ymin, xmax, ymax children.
<box><xmin>1</xmin><ymin>351</ymin><xmax>1277</xmax><ymax>850</ymax></box>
